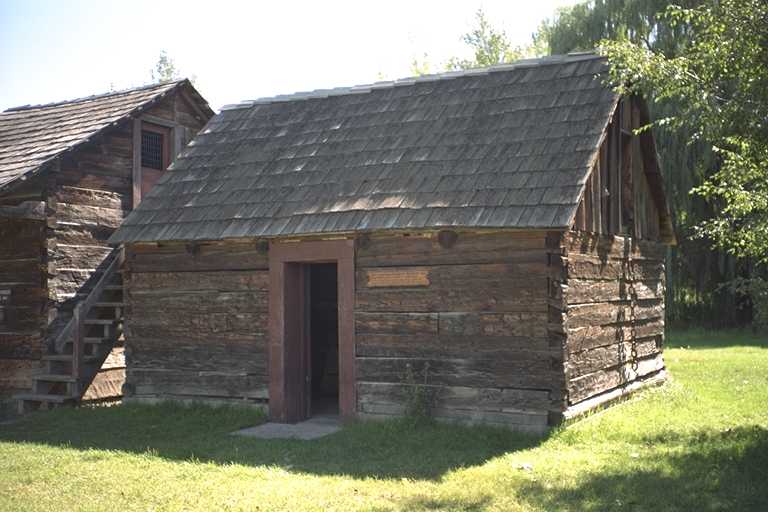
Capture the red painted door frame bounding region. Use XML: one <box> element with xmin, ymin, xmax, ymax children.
<box><xmin>268</xmin><ymin>239</ymin><xmax>356</xmax><ymax>422</ymax></box>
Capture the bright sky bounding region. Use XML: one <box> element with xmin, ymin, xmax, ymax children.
<box><xmin>0</xmin><ymin>0</ymin><xmax>576</xmax><ymax>112</ymax></box>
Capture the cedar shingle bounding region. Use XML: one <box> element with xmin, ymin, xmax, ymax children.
<box><xmin>111</xmin><ymin>53</ymin><xmax>618</xmax><ymax>242</ymax></box>
<box><xmin>0</xmin><ymin>80</ymin><xmax>212</xmax><ymax>192</ymax></box>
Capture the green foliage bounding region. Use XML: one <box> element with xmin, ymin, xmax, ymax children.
<box><xmin>409</xmin><ymin>53</ymin><xmax>432</xmax><ymax>77</ymax></box>
<box><xmin>445</xmin><ymin>9</ymin><xmax>529</xmax><ymax>70</ymax></box>
<box><xmin>150</xmin><ymin>50</ymin><xmax>179</xmax><ymax>83</ymax></box>
<box><xmin>401</xmin><ymin>362</ymin><xmax>436</xmax><ymax>422</ymax></box>
<box><xmin>1</xmin><ymin>331</ymin><xmax>766</xmax><ymax>511</ymax></box>
<box><xmin>541</xmin><ymin>0</ymin><xmax>704</xmax><ymax>56</ymax></box>
<box><xmin>696</xmin><ymin>139</ymin><xmax>768</xmax><ymax>259</ymax></box>
<box><xmin>725</xmin><ymin>277</ymin><xmax>768</xmax><ymax>332</ymax></box>
<box><xmin>534</xmin><ymin>0</ymin><xmax>765</xmax><ymax>328</ymax></box>
<box><xmin>412</xmin><ymin>9</ymin><xmax>546</xmax><ymax>76</ymax></box>
<box><xmin>603</xmin><ymin>0</ymin><xmax>768</xmax><ymax>262</ymax></box>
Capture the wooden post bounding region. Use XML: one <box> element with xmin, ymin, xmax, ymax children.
<box><xmin>72</xmin><ymin>303</ymin><xmax>83</xmax><ymax>383</ymax></box>
<box><xmin>173</xmin><ymin>125</ymin><xmax>184</xmax><ymax>163</ymax></box>
<box><xmin>132</xmin><ymin>118</ymin><xmax>142</xmax><ymax>208</ymax></box>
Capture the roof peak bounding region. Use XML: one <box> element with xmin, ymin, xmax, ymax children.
<box><xmin>222</xmin><ymin>52</ymin><xmax>603</xmax><ymax>111</ymax></box>
<box><xmin>3</xmin><ymin>79</ymin><xmax>188</xmax><ymax>113</ymax></box>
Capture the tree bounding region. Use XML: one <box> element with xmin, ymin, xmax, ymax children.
<box><xmin>446</xmin><ymin>9</ymin><xmax>528</xmax><ymax>70</ymax></box>
<box><xmin>411</xmin><ymin>9</ymin><xmax>547</xmax><ymax>77</ymax></box>
<box><xmin>541</xmin><ymin>0</ymin><xmax>703</xmax><ymax>56</ymax></box>
<box><xmin>602</xmin><ymin>0</ymin><xmax>768</xmax><ymax>262</ymax></box>
<box><xmin>410</xmin><ymin>53</ymin><xmax>432</xmax><ymax>76</ymax></box>
<box><xmin>535</xmin><ymin>0</ymin><xmax>764</xmax><ymax>327</ymax></box>
<box><xmin>150</xmin><ymin>50</ymin><xmax>180</xmax><ymax>83</ymax></box>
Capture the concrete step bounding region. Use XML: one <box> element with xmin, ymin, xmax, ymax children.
<box><xmin>94</xmin><ymin>302</ymin><xmax>125</xmax><ymax>307</ymax></box>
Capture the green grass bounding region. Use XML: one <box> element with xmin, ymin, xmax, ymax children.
<box><xmin>1</xmin><ymin>330</ymin><xmax>766</xmax><ymax>511</ymax></box>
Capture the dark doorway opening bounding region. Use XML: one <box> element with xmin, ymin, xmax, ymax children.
<box><xmin>308</xmin><ymin>263</ymin><xmax>339</xmax><ymax>416</ymax></box>
<box><xmin>269</xmin><ymin>239</ymin><xmax>355</xmax><ymax>423</ymax></box>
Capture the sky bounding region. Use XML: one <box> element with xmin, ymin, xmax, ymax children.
<box><xmin>0</xmin><ymin>0</ymin><xmax>577</xmax><ymax>112</ymax></box>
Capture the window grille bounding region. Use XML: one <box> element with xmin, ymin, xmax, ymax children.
<box><xmin>141</xmin><ymin>130</ymin><xmax>164</xmax><ymax>170</ymax></box>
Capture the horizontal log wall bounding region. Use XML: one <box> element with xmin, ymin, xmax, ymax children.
<box><xmin>123</xmin><ymin>242</ymin><xmax>270</xmax><ymax>405</ymax></box>
<box><xmin>49</xmin><ymin>94</ymin><xmax>207</xmax><ymax>322</ymax></box>
<box><xmin>355</xmin><ymin>231</ymin><xmax>566</xmax><ymax>432</ymax></box>
<box><xmin>0</xmin><ymin>214</ymin><xmax>47</xmax><ymax>396</ymax></box>
<box><xmin>561</xmin><ymin>231</ymin><xmax>666</xmax><ymax>407</ymax></box>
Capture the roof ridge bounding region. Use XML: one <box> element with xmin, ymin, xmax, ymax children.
<box><xmin>3</xmin><ymin>79</ymin><xmax>188</xmax><ymax>113</ymax></box>
<box><xmin>222</xmin><ymin>52</ymin><xmax>603</xmax><ymax>111</ymax></box>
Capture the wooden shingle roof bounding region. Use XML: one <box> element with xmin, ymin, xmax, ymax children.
<box><xmin>111</xmin><ymin>53</ymin><xmax>622</xmax><ymax>244</ymax></box>
<box><xmin>0</xmin><ymin>80</ymin><xmax>209</xmax><ymax>193</ymax></box>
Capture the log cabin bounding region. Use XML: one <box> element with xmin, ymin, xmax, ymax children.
<box><xmin>108</xmin><ymin>53</ymin><xmax>675</xmax><ymax>433</ymax></box>
<box><xmin>0</xmin><ymin>80</ymin><xmax>214</xmax><ymax>413</ymax></box>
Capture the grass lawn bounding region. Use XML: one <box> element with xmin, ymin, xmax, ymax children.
<box><xmin>1</xmin><ymin>330</ymin><xmax>766</xmax><ymax>511</ymax></box>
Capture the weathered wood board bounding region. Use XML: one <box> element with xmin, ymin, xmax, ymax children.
<box><xmin>560</xmin><ymin>231</ymin><xmax>666</xmax><ymax>407</ymax></box>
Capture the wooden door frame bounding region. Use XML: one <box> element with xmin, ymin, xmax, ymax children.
<box><xmin>268</xmin><ymin>239</ymin><xmax>356</xmax><ymax>422</ymax></box>
<box><xmin>131</xmin><ymin>116</ymin><xmax>179</xmax><ymax>208</ymax></box>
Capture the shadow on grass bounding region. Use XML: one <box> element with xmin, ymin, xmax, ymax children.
<box><xmin>0</xmin><ymin>401</ymin><xmax>544</xmax><ymax>480</ymax></box>
<box><xmin>666</xmin><ymin>328</ymin><xmax>768</xmax><ymax>349</ymax></box>
<box><xmin>519</xmin><ymin>426</ymin><xmax>768</xmax><ymax>512</ymax></box>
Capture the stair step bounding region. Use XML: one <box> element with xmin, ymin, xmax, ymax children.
<box><xmin>103</xmin><ymin>285</ymin><xmax>123</xmax><ymax>290</ymax></box>
<box><xmin>42</xmin><ymin>353</ymin><xmax>98</xmax><ymax>362</ymax></box>
<box><xmin>84</xmin><ymin>318</ymin><xmax>117</xmax><ymax>325</ymax></box>
<box><xmin>32</xmin><ymin>373</ymin><xmax>77</xmax><ymax>383</ymax></box>
<box><xmin>61</xmin><ymin>337</ymin><xmax>109</xmax><ymax>345</ymax></box>
<box><xmin>14</xmin><ymin>393</ymin><xmax>74</xmax><ymax>403</ymax></box>
<box><xmin>83</xmin><ymin>337</ymin><xmax>109</xmax><ymax>344</ymax></box>
<box><xmin>94</xmin><ymin>302</ymin><xmax>125</xmax><ymax>307</ymax></box>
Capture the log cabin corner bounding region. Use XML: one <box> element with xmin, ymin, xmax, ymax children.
<box><xmin>105</xmin><ymin>53</ymin><xmax>675</xmax><ymax>433</ymax></box>
<box><xmin>0</xmin><ymin>80</ymin><xmax>214</xmax><ymax>413</ymax></box>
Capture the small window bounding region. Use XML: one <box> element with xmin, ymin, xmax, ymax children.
<box><xmin>141</xmin><ymin>130</ymin><xmax>164</xmax><ymax>170</ymax></box>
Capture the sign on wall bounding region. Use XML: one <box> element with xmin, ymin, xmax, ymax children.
<box><xmin>365</xmin><ymin>268</ymin><xmax>431</xmax><ymax>288</ymax></box>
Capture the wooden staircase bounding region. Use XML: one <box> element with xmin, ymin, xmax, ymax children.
<box><xmin>15</xmin><ymin>249</ymin><xmax>125</xmax><ymax>413</ymax></box>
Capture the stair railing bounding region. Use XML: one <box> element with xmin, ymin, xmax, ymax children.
<box><xmin>52</xmin><ymin>247</ymin><xmax>125</xmax><ymax>381</ymax></box>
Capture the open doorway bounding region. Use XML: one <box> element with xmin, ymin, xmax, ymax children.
<box><xmin>308</xmin><ymin>263</ymin><xmax>339</xmax><ymax>416</ymax></box>
<box><xmin>268</xmin><ymin>239</ymin><xmax>355</xmax><ymax>423</ymax></box>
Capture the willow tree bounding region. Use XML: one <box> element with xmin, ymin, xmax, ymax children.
<box><xmin>537</xmin><ymin>0</ymin><xmax>757</xmax><ymax>327</ymax></box>
<box><xmin>604</xmin><ymin>0</ymin><xmax>768</xmax><ymax>327</ymax></box>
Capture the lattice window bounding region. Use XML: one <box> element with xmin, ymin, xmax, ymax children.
<box><xmin>141</xmin><ymin>130</ymin><xmax>164</xmax><ymax>170</ymax></box>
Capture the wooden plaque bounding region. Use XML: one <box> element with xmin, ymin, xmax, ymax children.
<box><xmin>366</xmin><ymin>268</ymin><xmax>430</xmax><ymax>288</ymax></box>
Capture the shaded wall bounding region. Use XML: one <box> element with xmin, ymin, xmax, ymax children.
<box><xmin>0</xmin><ymin>181</ymin><xmax>48</xmax><ymax>401</ymax></box>
<box><xmin>0</xmin><ymin>215</ymin><xmax>47</xmax><ymax>398</ymax></box>
<box><xmin>123</xmin><ymin>231</ymin><xmax>569</xmax><ymax>433</ymax></box>
<box><xmin>121</xmin><ymin>230</ymin><xmax>667</xmax><ymax>429</ymax></box>
<box><xmin>123</xmin><ymin>242</ymin><xmax>270</xmax><ymax>405</ymax></box>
